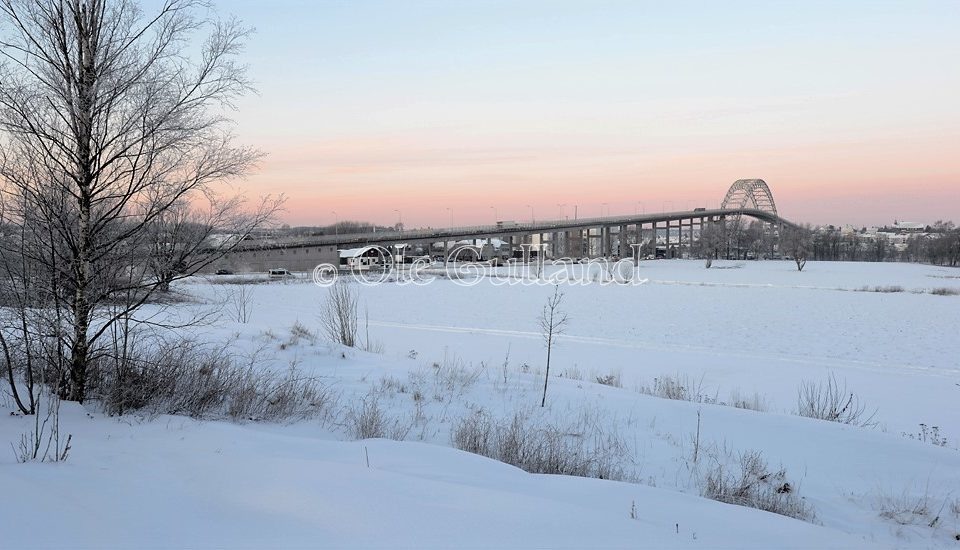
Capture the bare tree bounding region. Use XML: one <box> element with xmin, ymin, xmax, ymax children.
<box><xmin>538</xmin><ymin>285</ymin><xmax>568</xmax><ymax>407</ymax></box>
<box><xmin>224</xmin><ymin>284</ymin><xmax>254</xmax><ymax>324</ymax></box>
<box><xmin>320</xmin><ymin>281</ymin><xmax>359</xmax><ymax>348</ymax></box>
<box><xmin>0</xmin><ymin>0</ymin><xmax>279</xmax><ymax>402</ymax></box>
<box><xmin>781</xmin><ymin>224</ymin><xmax>813</xmax><ymax>271</ymax></box>
<box><xmin>698</xmin><ymin>219</ymin><xmax>726</xmax><ymax>260</ymax></box>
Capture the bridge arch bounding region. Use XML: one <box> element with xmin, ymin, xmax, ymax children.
<box><xmin>720</xmin><ymin>179</ymin><xmax>778</xmax><ymax>217</ymax></box>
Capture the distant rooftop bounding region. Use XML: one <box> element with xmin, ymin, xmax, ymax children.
<box><xmin>893</xmin><ymin>221</ymin><xmax>925</xmax><ymax>230</ymax></box>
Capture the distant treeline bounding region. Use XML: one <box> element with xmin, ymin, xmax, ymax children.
<box><xmin>272</xmin><ymin>220</ymin><xmax>398</xmax><ymax>237</ymax></box>
<box><xmin>696</xmin><ymin>219</ymin><xmax>959</xmax><ymax>266</ymax></box>
<box><xmin>807</xmin><ymin>221</ymin><xmax>959</xmax><ymax>266</ymax></box>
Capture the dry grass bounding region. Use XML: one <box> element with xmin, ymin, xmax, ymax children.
<box><xmin>452</xmin><ymin>406</ymin><xmax>634</xmax><ymax>481</ymax></box>
<box><xmin>344</xmin><ymin>394</ymin><xmax>412</xmax><ymax>441</ymax></box>
<box><xmin>87</xmin><ymin>337</ymin><xmax>335</xmax><ymax>422</ymax></box>
<box><xmin>930</xmin><ymin>287</ymin><xmax>960</xmax><ymax>296</ymax></box>
<box><xmin>638</xmin><ymin>374</ymin><xmax>712</xmax><ymax>403</ymax></box>
<box><xmin>702</xmin><ymin>450</ymin><xmax>814</xmax><ymax>521</ymax></box>
<box><xmin>857</xmin><ymin>285</ymin><xmax>905</xmax><ymax>293</ymax></box>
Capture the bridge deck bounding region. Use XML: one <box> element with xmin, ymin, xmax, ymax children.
<box><xmin>236</xmin><ymin>208</ymin><xmax>796</xmax><ymax>251</ymax></box>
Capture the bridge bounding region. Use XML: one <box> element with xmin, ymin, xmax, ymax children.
<box><xmin>213</xmin><ymin>179</ymin><xmax>798</xmax><ymax>272</ymax></box>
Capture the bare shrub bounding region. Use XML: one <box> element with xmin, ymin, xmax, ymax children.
<box><xmin>637</xmin><ymin>376</ymin><xmax>769</xmax><ymax>412</ymax></box>
<box><xmin>12</xmin><ymin>390</ymin><xmax>71</xmax><ymax>463</ymax></box>
<box><xmin>873</xmin><ymin>486</ymin><xmax>953</xmax><ymax>529</ymax></box>
<box><xmin>930</xmin><ymin>287</ymin><xmax>960</xmax><ymax>296</ymax></box>
<box><xmin>595</xmin><ymin>373</ymin><xmax>622</xmax><ymax>388</ymax></box>
<box><xmin>284</xmin><ymin>321</ymin><xmax>317</xmax><ymax>348</ymax></box>
<box><xmin>638</xmin><ymin>374</ymin><xmax>711</xmax><ymax>403</ymax></box>
<box><xmin>561</xmin><ymin>366</ymin><xmax>584</xmax><ymax>381</ymax></box>
<box><xmin>452</xmin><ymin>407</ymin><xmax>494</xmax><ymax>455</ymax></box>
<box><xmin>702</xmin><ymin>450</ymin><xmax>814</xmax><ymax>521</ymax></box>
<box><xmin>858</xmin><ymin>285</ymin><xmax>904</xmax><ymax>293</ymax></box>
<box><xmin>359</xmin><ymin>308</ymin><xmax>384</xmax><ymax>354</ymax></box>
<box><xmin>796</xmin><ymin>373</ymin><xmax>877</xmax><ymax>427</ymax></box>
<box><xmin>345</xmin><ymin>395</ymin><xmax>412</xmax><ymax>441</ymax></box>
<box><xmin>877</xmin><ymin>492</ymin><xmax>932</xmax><ymax>526</ymax></box>
<box><xmin>86</xmin><ymin>336</ymin><xmax>334</xmax><ymax>422</ymax></box>
<box><xmin>451</xmin><ymin>407</ymin><xmax>633</xmax><ymax>481</ymax></box>
<box><xmin>727</xmin><ymin>389</ymin><xmax>769</xmax><ymax>412</ymax></box>
<box><xmin>901</xmin><ymin>423</ymin><xmax>948</xmax><ymax>447</ymax></box>
<box><xmin>226</xmin><ymin>285</ymin><xmax>255</xmax><ymax>323</ymax></box>
<box><xmin>431</xmin><ymin>351</ymin><xmax>484</xmax><ymax>396</ymax></box>
<box><xmin>320</xmin><ymin>281</ymin><xmax>359</xmax><ymax>347</ymax></box>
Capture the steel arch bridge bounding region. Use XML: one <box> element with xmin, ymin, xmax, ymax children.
<box><xmin>720</xmin><ymin>179</ymin><xmax>778</xmax><ymax>217</ymax></box>
<box><xmin>210</xmin><ymin>178</ymin><xmax>800</xmax><ymax>272</ymax></box>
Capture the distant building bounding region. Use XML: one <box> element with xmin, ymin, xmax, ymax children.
<box><xmin>339</xmin><ymin>246</ymin><xmax>388</xmax><ymax>268</ymax></box>
<box><xmin>892</xmin><ymin>221</ymin><xmax>925</xmax><ymax>232</ymax></box>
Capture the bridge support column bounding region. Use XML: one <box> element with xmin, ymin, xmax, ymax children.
<box><xmin>617</xmin><ymin>225</ymin><xmax>630</xmax><ymax>258</ymax></box>
<box><xmin>666</xmin><ymin>220</ymin><xmax>672</xmax><ymax>258</ymax></box>
<box><xmin>652</xmin><ymin>221</ymin><xmax>658</xmax><ymax>258</ymax></box>
<box><xmin>642</xmin><ymin>223</ymin><xmax>648</xmax><ymax>257</ymax></box>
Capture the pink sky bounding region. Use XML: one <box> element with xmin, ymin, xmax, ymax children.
<box><xmin>238</xmin><ymin>130</ymin><xmax>959</xmax><ymax>228</ymax></box>
<box><xmin>222</xmin><ymin>1</ymin><xmax>959</xmax><ymax>229</ymax></box>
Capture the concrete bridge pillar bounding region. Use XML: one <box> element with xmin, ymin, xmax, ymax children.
<box><xmin>619</xmin><ymin>225</ymin><xmax>628</xmax><ymax>257</ymax></box>
<box><xmin>662</xmin><ymin>221</ymin><xmax>668</xmax><ymax>256</ymax></box>
<box><xmin>601</xmin><ymin>226</ymin><xmax>610</xmax><ymax>258</ymax></box>
<box><xmin>651</xmin><ymin>221</ymin><xmax>658</xmax><ymax>256</ymax></box>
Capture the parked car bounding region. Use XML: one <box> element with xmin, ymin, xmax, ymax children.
<box><xmin>268</xmin><ymin>268</ymin><xmax>292</xmax><ymax>278</ymax></box>
<box><xmin>215</xmin><ymin>268</ymin><xmax>233</xmax><ymax>275</ymax></box>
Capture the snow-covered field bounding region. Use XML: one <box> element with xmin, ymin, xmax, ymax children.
<box><xmin>2</xmin><ymin>260</ymin><xmax>959</xmax><ymax>548</ymax></box>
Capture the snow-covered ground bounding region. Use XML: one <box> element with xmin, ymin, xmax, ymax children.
<box><xmin>2</xmin><ymin>260</ymin><xmax>958</xmax><ymax>548</ymax></box>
